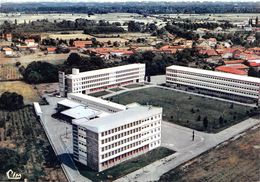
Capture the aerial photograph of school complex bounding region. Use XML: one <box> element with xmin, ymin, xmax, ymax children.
<box><xmin>0</xmin><ymin>0</ymin><xmax>259</xmax><ymax>181</ymax></box>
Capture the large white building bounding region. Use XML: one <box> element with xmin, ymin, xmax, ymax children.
<box><xmin>65</xmin><ymin>93</ymin><xmax>162</xmax><ymax>172</ymax></box>
<box><xmin>166</xmin><ymin>65</ymin><xmax>260</xmax><ymax>104</ymax></box>
<box><xmin>59</xmin><ymin>64</ymin><xmax>145</xmax><ymax>96</ymax></box>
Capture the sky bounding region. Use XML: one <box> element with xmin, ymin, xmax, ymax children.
<box><xmin>1</xmin><ymin>0</ymin><xmax>259</xmax><ymax>2</ymax></box>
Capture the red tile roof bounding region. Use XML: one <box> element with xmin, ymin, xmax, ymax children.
<box><xmin>248</xmin><ymin>62</ymin><xmax>260</xmax><ymax>67</ymax></box>
<box><xmin>224</xmin><ymin>60</ymin><xmax>244</xmax><ymax>64</ymax></box>
<box><xmin>215</xmin><ymin>65</ymin><xmax>248</xmax><ymax>75</ymax></box>
<box><xmin>3</xmin><ymin>47</ymin><xmax>13</xmax><ymax>51</ymax></box>
<box><xmin>47</xmin><ymin>47</ymin><xmax>56</xmax><ymax>52</ymax></box>
<box><xmin>74</xmin><ymin>41</ymin><xmax>92</xmax><ymax>48</ymax></box>
<box><xmin>199</xmin><ymin>49</ymin><xmax>218</xmax><ymax>56</ymax></box>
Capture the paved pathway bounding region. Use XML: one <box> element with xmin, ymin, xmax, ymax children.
<box><xmin>116</xmin><ymin>116</ymin><xmax>260</xmax><ymax>182</ymax></box>
<box><xmin>40</xmin><ymin>96</ymin><xmax>90</xmax><ymax>182</ymax></box>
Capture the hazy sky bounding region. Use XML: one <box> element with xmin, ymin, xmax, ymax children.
<box><xmin>1</xmin><ymin>0</ymin><xmax>260</xmax><ymax>2</ymax></box>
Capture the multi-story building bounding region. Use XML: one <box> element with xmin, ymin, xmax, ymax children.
<box><xmin>72</xmin><ymin>105</ymin><xmax>162</xmax><ymax>172</ymax></box>
<box><xmin>59</xmin><ymin>63</ymin><xmax>145</xmax><ymax>96</ymax></box>
<box><xmin>166</xmin><ymin>65</ymin><xmax>260</xmax><ymax>104</ymax></box>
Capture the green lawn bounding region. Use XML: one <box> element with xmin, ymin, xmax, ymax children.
<box><xmin>77</xmin><ymin>147</ymin><xmax>174</xmax><ymax>181</ymax></box>
<box><xmin>88</xmin><ymin>90</ymin><xmax>111</xmax><ymax>97</ymax></box>
<box><xmin>109</xmin><ymin>87</ymin><xmax>256</xmax><ymax>133</ymax></box>
<box><xmin>123</xmin><ymin>84</ymin><xmax>144</xmax><ymax>89</ymax></box>
<box><xmin>109</xmin><ymin>87</ymin><xmax>125</xmax><ymax>92</ymax></box>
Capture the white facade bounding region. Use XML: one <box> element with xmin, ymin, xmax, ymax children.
<box><xmin>72</xmin><ymin>105</ymin><xmax>162</xmax><ymax>172</ymax></box>
<box><xmin>59</xmin><ymin>64</ymin><xmax>145</xmax><ymax>96</ymax></box>
<box><xmin>166</xmin><ymin>65</ymin><xmax>260</xmax><ymax>104</ymax></box>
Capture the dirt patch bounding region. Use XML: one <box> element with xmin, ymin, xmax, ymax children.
<box><xmin>0</xmin><ymin>64</ymin><xmax>22</xmax><ymax>81</ymax></box>
<box><xmin>0</xmin><ymin>81</ymin><xmax>40</xmax><ymax>103</ymax></box>
<box><xmin>35</xmin><ymin>82</ymin><xmax>59</xmax><ymax>96</ymax></box>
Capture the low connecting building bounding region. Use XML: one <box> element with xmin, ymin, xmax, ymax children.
<box><xmin>166</xmin><ymin>65</ymin><xmax>260</xmax><ymax>104</ymax></box>
<box><xmin>59</xmin><ymin>63</ymin><xmax>145</xmax><ymax>96</ymax></box>
<box><xmin>57</xmin><ymin>93</ymin><xmax>162</xmax><ymax>172</ymax></box>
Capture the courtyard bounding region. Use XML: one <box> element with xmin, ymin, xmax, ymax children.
<box><xmin>108</xmin><ymin>86</ymin><xmax>255</xmax><ymax>133</ymax></box>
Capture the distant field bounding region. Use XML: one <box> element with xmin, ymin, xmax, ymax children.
<box><xmin>159</xmin><ymin>126</ymin><xmax>260</xmax><ymax>182</ymax></box>
<box><xmin>0</xmin><ymin>52</ymin><xmax>68</xmax><ymax>66</ymax></box>
<box><xmin>45</xmin><ymin>33</ymin><xmax>93</xmax><ymax>40</ymax></box>
<box><xmin>0</xmin><ymin>64</ymin><xmax>22</xmax><ymax>81</ymax></box>
<box><xmin>109</xmin><ymin>87</ymin><xmax>254</xmax><ymax>133</ymax></box>
<box><xmin>0</xmin><ymin>81</ymin><xmax>40</xmax><ymax>103</ymax></box>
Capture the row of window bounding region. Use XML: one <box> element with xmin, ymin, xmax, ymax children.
<box><xmin>101</xmin><ymin>145</ymin><xmax>149</xmax><ymax>167</ymax></box>
<box><xmin>167</xmin><ymin>78</ymin><xmax>259</xmax><ymax>96</ymax></box>
<box><xmin>73</xmin><ymin>81</ymin><xmax>110</xmax><ymax>91</ymax></box>
<box><xmin>101</xmin><ymin>114</ymin><xmax>161</xmax><ymax>137</ymax></box>
<box><xmin>101</xmin><ymin>127</ymin><xmax>141</xmax><ymax>144</ymax></box>
<box><xmin>167</xmin><ymin>69</ymin><xmax>260</xmax><ymax>86</ymax></box>
<box><xmin>167</xmin><ymin>74</ymin><xmax>259</xmax><ymax>92</ymax></box>
<box><xmin>101</xmin><ymin>141</ymin><xmax>141</xmax><ymax>159</ymax></box>
<box><xmin>116</xmin><ymin>75</ymin><xmax>139</xmax><ymax>82</ymax></box>
<box><xmin>101</xmin><ymin>125</ymin><xmax>161</xmax><ymax>153</ymax></box>
<box><xmin>74</xmin><ymin>77</ymin><xmax>109</xmax><ymax>86</ymax></box>
<box><xmin>115</xmin><ymin>71</ymin><xmax>140</xmax><ymax>78</ymax></box>
<box><xmin>77</xmin><ymin>73</ymin><xmax>109</xmax><ymax>81</ymax></box>
<box><xmin>115</xmin><ymin>68</ymin><xmax>141</xmax><ymax>74</ymax></box>
<box><xmin>102</xmin><ymin>133</ymin><xmax>141</xmax><ymax>152</ymax></box>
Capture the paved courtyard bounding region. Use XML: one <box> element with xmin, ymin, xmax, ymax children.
<box><xmin>39</xmin><ymin>92</ymin><xmax>260</xmax><ymax>182</ymax></box>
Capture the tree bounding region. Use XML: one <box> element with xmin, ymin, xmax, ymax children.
<box><xmin>23</xmin><ymin>61</ymin><xmax>58</xmax><ymax>84</ymax></box>
<box><xmin>147</xmin><ymin>76</ymin><xmax>151</xmax><ymax>83</ymax></box>
<box><xmin>203</xmin><ymin>116</ymin><xmax>208</xmax><ymax>129</ymax></box>
<box><xmin>0</xmin><ymin>148</ymin><xmax>21</xmax><ymax>171</ymax></box>
<box><xmin>65</xmin><ymin>53</ymin><xmax>82</xmax><ymax>66</ymax></box>
<box><xmin>197</xmin><ymin>115</ymin><xmax>201</xmax><ymax>121</ymax></box>
<box><xmin>219</xmin><ymin>116</ymin><xmax>224</xmax><ymax>125</ymax></box>
<box><xmin>0</xmin><ymin>92</ymin><xmax>24</xmax><ymax>111</ymax></box>
<box><xmin>128</xmin><ymin>21</ymin><xmax>142</xmax><ymax>32</ymax></box>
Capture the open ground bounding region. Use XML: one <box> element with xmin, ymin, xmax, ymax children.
<box><xmin>159</xmin><ymin>125</ymin><xmax>260</xmax><ymax>182</ymax></box>
<box><xmin>0</xmin><ymin>81</ymin><xmax>40</xmax><ymax>103</ymax></box>
<box><xmin>0</xmin><ymin>64</ymin><xmax>22</xmax><ymax>81</ymax></box>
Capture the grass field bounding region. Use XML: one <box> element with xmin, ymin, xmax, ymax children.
<box><xmin>0</xmin><ymin>81</ymin><xmax>40</xmax><ymax>103</ymax></box>
<box><xmin>159</xmin><ymin>126</ymin><xmax>260</xmax><ymax>182</ymax></box>
<box><xmin>0</xmin><ymin>106</ymin><xmax>67</xmax><ymax>181</ymax></box>
<box><xmin>123</xmin><ymin>84</ymin><xmax>145</xmax><ymax>89</ymax></box>
<box><xmin>109</xmin><ymin>87</ymin><xmax>125</xmax><ymax>92</ymax></box>
<box><xmin>89</xmin><ymin>90</ymin><xmax>111</xmax><ymax>97</ymax></box>
<box><xmin>77</xmin><ymin>147</ymin><xmax>174</xmax><ymax>181</ymax></box>
<box><xmin>109</xmin><ymin>87</ymin><xmax>254</xmax><ymax>133</ymax></box>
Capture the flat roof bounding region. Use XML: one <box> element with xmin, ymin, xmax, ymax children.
<box><xmin>33</xmin><ymin>102</ymin><xmax>42</xmax><ymax>114</ymax></box>
<box><xmin>66</xmin><ymin>63</ymin><xmax>145</xmax><ymax>79</ymax></box>
<box><xmin>72</xmin><ymin>106</ymin><xmax>162</xmax><ymax>133</ymax></box>
<box><xmin>68</xmin><ymin>93</ymin><xmax>127</xmax><ymax>111</ymax></box>
<box><xmin>167</xmin><ymin>65</ymin><xmax>260</xmax><ymax>83</ymax></box>
<box><xmin>61</xmin><ymin>105</ymin><xmax>100</xmax><ymax>119</ymax></box>
<box><xmin>58</xmin><ymin>99</ymin><xmax>83</xmax><ymax>108</ymax></box>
